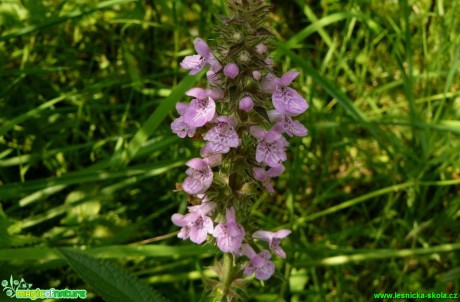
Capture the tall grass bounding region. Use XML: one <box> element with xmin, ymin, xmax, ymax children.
<box><xmin>1</xmin><ymin>0</ymin><xmax>459</xmax><ymax>301</ymax></box>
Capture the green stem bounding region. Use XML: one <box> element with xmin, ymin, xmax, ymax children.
<box><xmin>214</xmin><ymin>253</ymin><xmax>233</xmax><ymax>302</ymax></box>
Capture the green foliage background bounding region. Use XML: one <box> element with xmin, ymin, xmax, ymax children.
<box><xmin>1</xmin><ymin>0</ymin><xmax>459</xmax><ymax>301</ymax></box>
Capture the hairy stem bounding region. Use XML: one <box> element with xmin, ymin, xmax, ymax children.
<box><xmin>215</xmin><ymin>253</ymin><xmax>233</xmax><ymax>302</ymax></box>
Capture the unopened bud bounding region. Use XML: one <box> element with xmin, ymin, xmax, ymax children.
<box><xmin>224</xmin><ymin>63</ymin><xmax>239</xmax><ymax>79</ymax></box>
<box><xmin>239</xmin><ymin>96</ymin><xmax>254</xmax><ymax>112</ymax></box>
<box><xmin>252</xmin><ymin>70</ymin><xmax>261</xmax><ymax>80</ymax></box>
<box><xmin>256</xmin><ymin>43</ymin><xmax>267</xmax><ymax>55</ymax></box>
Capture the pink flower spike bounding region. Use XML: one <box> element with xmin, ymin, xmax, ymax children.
<box><xmin>224</xmin><ymin>63</ymin><xmax>239</xmax><ymax>79</ymax></box>
<box><xmin>252</xmin><ymin>229</ymin><xmax>291</xmax><ymax>258</ymax></box>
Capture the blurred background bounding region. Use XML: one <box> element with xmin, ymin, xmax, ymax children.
<box><xmin>0</xmin><ymin>0</ymin><xmax>459</xmax><ymax>301</ymax></box>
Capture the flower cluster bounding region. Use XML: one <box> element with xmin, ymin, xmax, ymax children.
<box><xmin>171</xmin><ymin>0</ymin><xmax>308</xmax><ymax>282</ymax></box>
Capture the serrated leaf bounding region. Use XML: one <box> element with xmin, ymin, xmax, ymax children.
<box><xmin>58</xmin><ymin>248</ymin><xmax>168</xmax><ymax>302</ymax></box>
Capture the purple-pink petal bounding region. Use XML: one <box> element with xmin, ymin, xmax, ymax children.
<box><xmin>193</xmin><ymin>38</ymin><xmax>211</xmax><ymax>57</ymax></box>
<box><xmin>267</xmin><ymin>165</ymin><xmax>285</xmax><ymax>178</ymax></box>
<box><xmin>184</xmin><ymin>97</ymin><xmax>216</xmax><ymax>127</ymax></box>
<box><xmin>252</xmin><ymin>229</ymin><xmax>291</xmax><ymax>258</ymax></box>
<box><xmin>203</xmin><ymin>116</ymin><xmax>239</xmax><ymax>154</ymax></box>
<box><xmin>252</xmin><ymin>167</ymin><xmax>267</xmax><ymax>181</ymax></box>
<box><xmin>213</xmin><ymin>207</ymin><xmax>245</xmax><ymax>253</ymax></box>
<box><xmin>186</xmin><ymin>87</ymin><xmax>207</xmax><ymax>100</ymax></box>
<box><xmin>176</xmin><ymin>102</ymin><xmax>189</xmax><ymax>115</ymax></box>
<box><xmin>255</xmin><ymin>139</ymin><xmax>287</xmax><ymax>167</ymax></box>
<box><xmin>278</xmin><ymin>71</ymin><xmax>300</xmax><ymax>86</ymax></box>
<box><xmin>171</xmin><ymin>117</ymin><xmax>196</xmax><ymax>138</ymax></box>
<box><xmin>243</xmin><ymin>249</ymin><xmax>275</xmax><ymax>280</ymax></box>
<box><xmin>272</xmin><ymin>87</ymin><xmax>308</xmax><ymax>116</ymax></box>
<box><xmin>249</xmin><ymin>126</ymin><xmax>266</xmax><ymax>140</ymax></box>
<box><xmin>274</xmin><ymin>229</ymin><xmax>292</xmax><ymax>239</ymax></box>
<box><xmin>186</xmin><ymin>158</ymin><xmax>208</xmax><ymax>170</ymax></box>
<box><xmin>260</xmin><ymin>73</ymin><xmax>278</xmax><ymax>93</ymax></box>
<box><xmin>180</xmin><ymin>55</ymin><xmax>205</xmax><ymax>75</ymax></box>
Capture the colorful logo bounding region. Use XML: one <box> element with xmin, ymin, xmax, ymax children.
<box><xmin>2</xmin><ymin>276</ymin><xmax>87</xmax><ymax>300</ymax></box>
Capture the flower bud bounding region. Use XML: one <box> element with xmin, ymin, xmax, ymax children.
<box><xmin>224</xmin><ymin>63</ymin><xmax>239</xmax><ymax>79</ymax></box>
<box><xmin>252</xmin><ymin>70</ymin><xmax>261</xmax><ymax>80</ymax></box>
<box><xmin>239</xmin><ymin>96</ymin><xmax>254</xmax><ymax>112</ymax></box>
<box><xmin>256</xmin><ymin>43</ymin><xmax>267</xmax><ymax>55</ymax></box>
<box><xmin>264</xmin><ymin>57</ymin><xmax>273</xmax><ymax>68</ymax></box>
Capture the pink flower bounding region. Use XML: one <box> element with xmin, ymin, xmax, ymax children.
<box><xmin>213</xmin><ymin>207</ymin><xmax>245</xmax><ymax>253</ymax></box>
<box><xmin>268</xmin><ymin>110</ymin><xmax>308</xmax><ymax>137</ymax></box>
<box><xmin>261</xmin><ymin>71</ymin><xmax>308</xmax><ymax>116</ymax></box>
<box><xmin>250</xmin><ymin>126</ymin><xmax>288</xmax><ymax>168</ymax></box>
<box><xmin>203</xmin><ymin>116</ymin><xmax>240</xmax><ymax>154</ymax></box>
<box><xmin>182</xmin><ymin>157</ymin><xmax>216</xmax><ymax>195</ymax></box>
<box><xmin>241</xmin><ymin>244</ymin><xmax>275</xmax><ymax>280</ymax></box>
<box><xmin>252</xmin><ymin>229</ymin><xmax>291</xmax><ymax>258</ymax></box>
<box><xmin>171</xmin><ymin>102</ymin><xmax>196</xmax><ymax>138</ymax></box>
<box><xmin>252</xmin><ymin>165</ymin><xmax>285</xmax><ymax>193</ymax></box>
<box><xmin>183</xmin><ymin>88</ymin><xmax>223</xmax><ymax>127</ymax></box>
<box><xmin>180</xmin><ymin>38</ymin><xmax>222</xmax><ymax>75</ymax></box>
<box><xmin>171</xmin><ymin>202</ymin><xmax>216</xmax><ymax>244</ymax></box>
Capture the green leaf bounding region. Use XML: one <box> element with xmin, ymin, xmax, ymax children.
<box><xmin>58</xmin><ymin>248</ymin><xmax>168</xmax><ymax>302</ymax></box>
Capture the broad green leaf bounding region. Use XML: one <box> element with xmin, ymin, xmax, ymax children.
<box><xmin>58</xmin><ymin>248</ymin><xmax>168</xmax><ymax>302</ymax></box>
